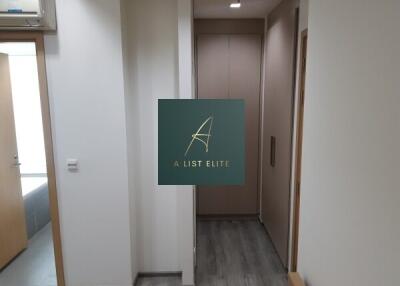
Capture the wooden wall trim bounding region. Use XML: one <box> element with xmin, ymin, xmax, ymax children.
<box><xmin>290</xmin><ymin>28</ymin><xmax>308</xmax><ymax>272</ymax></box>
<box><xmin>194</xmin><ymin>19</ymin><xmax>265</xmax><ymax>35</ymax></box>
<box><xmin>289</xmin><ymin>272</ymin><xmax>306</xmax><ymax>286</ymax></box>
<box><xmin>0</xmin><ymin>31</ymin><xmax>65</xmax><ymax>286</ymax></box>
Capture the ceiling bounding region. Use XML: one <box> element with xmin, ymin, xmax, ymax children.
<box><xmin>194</xmin><ymin>0</ymin><xmax>282</xmax><ymax>19</ymax></box>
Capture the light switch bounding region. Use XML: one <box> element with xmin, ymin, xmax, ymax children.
<box><xmin>67</xmin><ymin>159</ymin><xmax>79</xmax><ymax>171</ymax></box>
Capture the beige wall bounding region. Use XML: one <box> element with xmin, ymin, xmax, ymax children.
<box><xmin>298</xmin><ymin>1</ymin><xmax>400</xmax><ymax>285</ymax></box>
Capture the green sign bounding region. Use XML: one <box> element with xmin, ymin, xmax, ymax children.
<box><xmin>158</xmin><ymin>99</ymin><xmax>245</xmax><ymax>185</ymax></box>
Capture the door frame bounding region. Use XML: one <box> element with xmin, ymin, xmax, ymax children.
<box><xmin>0</xmin><ymin>31</ymin><xmax>65</xmax><ymax>286</ymax></box>
<box><xmin>290</xmin><ymin>29</ymin><xmax>308</xmax><ymax>272</ymax></box>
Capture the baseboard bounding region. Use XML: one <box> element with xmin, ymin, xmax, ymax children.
<box><xmin>289</xmin><ymin>272</ymin><xmax>305</xmax><ymax>286</ymax></box>
<box><xmin>197</xmin><ymin>214</ymin><xmax>259</xmax><ymax>221</ymax></box>
<box><xmin>137</xmin><ymin>271</ymin><xmax>182</xmax><ymax>278</ymax></box>
<box><xmin>133</xmin><ymin>273</ymin><xmax>138</xmax><ymax>286</ymax></box>
<box><xmin>132</xmin><ymin>272</ymin><xmax>182</xmax><ymax>286</ymax></box>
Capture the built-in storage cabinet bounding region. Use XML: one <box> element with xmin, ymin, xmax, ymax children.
<box><xmin>196</xmin><ymin>20</ymin><xmax>263</xmax><ymax>215</ymax></box>
<box><xmin>261</xmin><ymin>0</ymin><xmax>299</xmax><ymax>268</ymax></box>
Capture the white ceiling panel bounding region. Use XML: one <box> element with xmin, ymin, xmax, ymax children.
<box><xmin>194</xmin><ymin>0</ymin><xmax>282</xmax><ymax>19</ymax></box>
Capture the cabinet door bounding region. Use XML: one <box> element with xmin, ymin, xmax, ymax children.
<box><xmin>197</xmin><ymin>34</ymin><xmax>262</xmax><ymax>215</ymax></box>
<box><xmin>196</xmin><ymin>34</ymin><xmax>229</xmax><ymax>100</ymax></box>
<box><xmin>0</xmin><ymin>53</ymin><xmax>28</xmax><ymax>269</ymax></box>
<box><xmin>261</xmin><ymin>2</ymin><xmax>298</xmax><ymax>267</ymax></box>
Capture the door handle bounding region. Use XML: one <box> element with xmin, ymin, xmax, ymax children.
<box><xmin>270</xmin><ymin>136</ymin><xmax>276</xmax><ymax>167</ymax></box>
<box><xmin>13</xmin><ymin>154</ymin><xmax>21</xmax><ymax>167</ymax></box>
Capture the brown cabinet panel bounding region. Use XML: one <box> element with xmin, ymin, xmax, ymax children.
<box><xmin>197</xmin><ymin>33</ymin><xmax>262</xmax><ymax>215</ymax></box>
<box><xmin>261</xmin><ymin>0</ymin><xmax>299</xmax><ymax>267</ymax></box>
<box><xmin>196</xmin><ymin>34</ymin><xmax>229</xmax><ymax>100</ymax></box>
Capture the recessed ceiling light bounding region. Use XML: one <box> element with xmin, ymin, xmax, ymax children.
<box><xmin>230</xmin><ymin>1</ymin><xmax>241</xmax><ymax>8</ymax></box>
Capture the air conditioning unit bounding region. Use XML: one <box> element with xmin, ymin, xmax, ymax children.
<box><xmin>0</xmin><ymin>0</ymin><xmax>56</xmax><ymax>31</ymax></box>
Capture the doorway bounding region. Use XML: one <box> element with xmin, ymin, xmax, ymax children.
<box><xmin>0</xmin><ymin>32</ymin><xmax>64</xmax><ymax>286</ymax></box>
<box><xmin>193</xmin><ymin>16</ymin><xmax>290</xmax><ymax>286</ymax></box>
<box><xmin>193</xmin><ymin>0</ymin><xmax>301</xmax><ymax>284</ymax></box>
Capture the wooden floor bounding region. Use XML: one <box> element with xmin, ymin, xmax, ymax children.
<box><xmin>136</xmin><ymin>220</ymin><xmax>287</xmax><ymax>286</ymax></box>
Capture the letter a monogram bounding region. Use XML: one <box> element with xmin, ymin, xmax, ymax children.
<box><xmin>185</xmin><ymin>116</ymin><xmax>213</xmax><ymax>156</ymax></box>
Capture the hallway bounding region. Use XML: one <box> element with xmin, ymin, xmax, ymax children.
<box><xmin>136</xmin><ymin>220</ymin><xmax>287</xmax><ymax>286</ymax></box>
<box><xmin>196</xmin><ymin>220</ymin><xmax>287</xmax><ymax>286</ymax></box>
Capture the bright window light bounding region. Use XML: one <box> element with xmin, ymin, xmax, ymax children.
<box><xmin>21</xmin><ymin>176</ymin><xmax>48</xmax><ymax>197</ymax></box>
<box><xmin>0</xmin><ymin>42</ymin><xmax>48</xmax><ymax>196</ymax></box>
<box><xmin>230</xmin><ymin>2</ymin><xmax>241</xmax><ymax>8</ymax></box>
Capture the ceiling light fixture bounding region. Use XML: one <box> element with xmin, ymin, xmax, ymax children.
<box><xmin>230</xmin><ymin>0</ymin><xmax>241</xmax><ymax>8</ymax></box>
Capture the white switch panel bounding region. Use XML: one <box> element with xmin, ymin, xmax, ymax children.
<box><xmin>67</xmin><ymin>159</ymin><xmax>79</xmax><ymax>171</ymax></box>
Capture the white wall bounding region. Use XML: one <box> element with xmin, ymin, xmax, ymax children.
<box><xmin>298</xmin><ymin>1</ymin><xmax>400</xmax><ymax>285</ymax></box>
<box><xmin>44</xmin><ymin>0</ymin><xmax>132</xmax><ymax>285</ymax></box>
<box><xmin>120</xmin><ymin>0</ymin><xmax>138</xmax><ymax>279</ymax></box>
<box><xmin>123</xmin><ymin>0</ymin><xmax>179</xmax><ymax>272</ymax></box>
<box><xmin>123</xmin><ymin>0</ymin><xmax>194</xmax><ymax>283</ymax></box>
<box><xmin>176</xmin><ymin>0</ymin><xmax>195</xmax><ymax>283</ymax></box>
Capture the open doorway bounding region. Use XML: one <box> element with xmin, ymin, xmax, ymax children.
<box><xmin>193</xmin><ymin>0</ymin><xmax>300</xmax><ymax>285</ymax></box>
<box><xmin>194</xmin><ymin>18</ymin><xmax>287</xmax><ymax>285</ymax></box>
<box><xmin>0</xmin><ymin>33</ymin><xmax>64</xmax><ymax>286</ymax></box>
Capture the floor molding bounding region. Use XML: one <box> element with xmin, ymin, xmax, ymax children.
<box><xmin>289</xmin><ymin>272</ymin><xmax>305</xmax><ymax>286</ymax></box>
<box><xmin>197</xmin><ymin>214</ymin><xmax>259</xmax><ymax>221</ymax></box>
<box><xmin>137</xmin><ymin>271</ymin><xmax>182</xmax><ymax>278</ymax></box>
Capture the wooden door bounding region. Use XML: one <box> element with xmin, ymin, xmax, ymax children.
<box><xmin>261</xmin><ymin>0</ymin><xmax>298</xmax><ymax>267</ymax></box>
<box><xmin>0</xmin><ymin>53</ymin><xmax>28</xmax><ymax>269</ymax></box>
<box><xmin>196</xmin><ymin>34</ymin><xmax>262</xmax><ymax>215</ymax></box>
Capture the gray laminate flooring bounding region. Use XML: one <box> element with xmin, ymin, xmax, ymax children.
<box><xmin>196</xmin><ymin>220</ymin><xmax>287</xmax><ymax>286</ymax></box>
<box><xmin>136</xmin><ymin>219</ymin><xmax>287</xmax><ymax>286</ymax></box>
<box><xmin>0</xmin><ymin>223</ymin><xmax>57</xmax><ymax>286</ymax></box>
